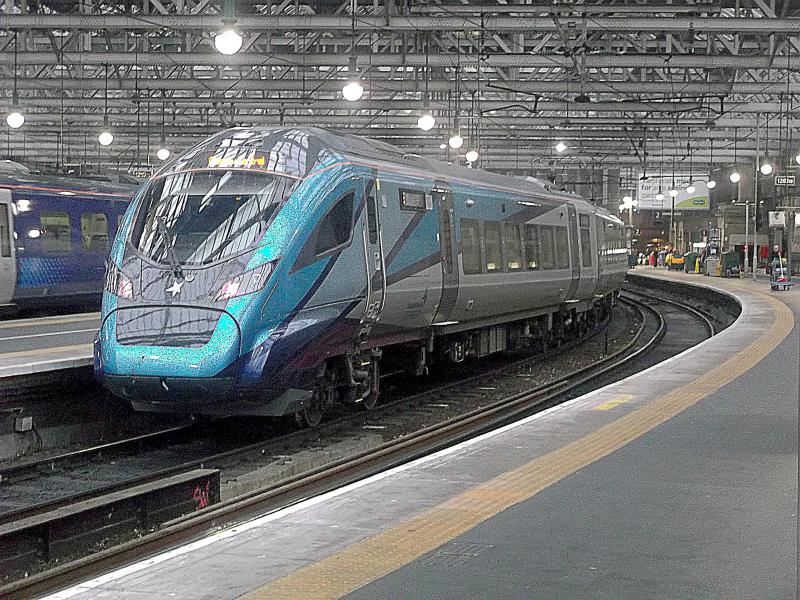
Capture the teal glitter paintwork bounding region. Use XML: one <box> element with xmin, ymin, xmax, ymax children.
<box><xmin>99</xmin><ymin>152</ymin><xmax>353</xmax><ymax>380</ymax></box>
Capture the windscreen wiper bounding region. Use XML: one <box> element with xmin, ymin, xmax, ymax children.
<box><xmin>156</xmin><ymin>216</ymin><xmax>184</xmax><ymax>280</ymax></box>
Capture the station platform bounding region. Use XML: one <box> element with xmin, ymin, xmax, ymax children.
<box><xmin>46</xmin><ymin>270</ymin><xmax>798</xmax><ymax>600</ymax></box>
<box><xmin>0</xmin><ymin>313</ymin><xmax>98</xmax><ymax>378</ymax></box>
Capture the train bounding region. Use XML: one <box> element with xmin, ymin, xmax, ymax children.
<box><xmin>0</xmin><ymin>162</ymin><xmax>136</xmax><ymax>311</ymax></box>
<box><xmin>94</xmin><ymin>127</ymin><xmax>628</xmax><ymax>425</ymax></box>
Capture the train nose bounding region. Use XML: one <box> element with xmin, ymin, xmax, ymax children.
<box><xmin>98</xmin><ymin>305</ymin><xmax>242</xmax><ymax>379</ymax></box>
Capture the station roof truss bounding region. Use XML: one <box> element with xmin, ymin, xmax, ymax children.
<box><xmin>1</xmin><ymin>0</ymin><xmax>800</xmax><ymax>191</ymax></box>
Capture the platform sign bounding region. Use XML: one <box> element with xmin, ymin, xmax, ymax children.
<box><xmin>637</xmin><ymin>174</ymin><xmax>710</xmax><ymax>211</ymax></box>
<box><xmin>128</xmin><ymin>166</ymin><xmax>154</xmax><ymax>179</ymax></box>
<box><xmin>769</xmin><ymin>211</ymin><xmax>786</xmax><ymax>228</ymax></box>
<box><xmin>775</xmin><ymin>174</ymin><xmax>796</xmax><ymax>186</ymax></box>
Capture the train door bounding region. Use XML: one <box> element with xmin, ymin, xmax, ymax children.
<box><xmin>565</xmin><ymin>204</ymin><xmax>580</xmax><ymax>299</ymax></box>
<box><xmin>360</xmin><ymin>178</ymin><xmax>386</xmax><ymax>328</ymax></box>
<box><xmin>433</xmin><ymin>188</ymin><xmax>458</xmax><ymax>323</ymax></box>
<box><xmin>0</xmin><ymin>190</ymin><xmax>16</xmax><ymax>306</ymax></box>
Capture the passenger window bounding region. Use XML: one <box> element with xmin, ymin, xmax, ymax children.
<box><xmin>81</xmin><ymin>212</ymin><xmax>109</xmax><ymax>252</ymax></box>
<box><xmin>315</xmin><ymin>193</ymin><xmax>354</xmax><ymax>255</ymax></box>
<box><xmin>524</xmin><ymin>225</ymin><xmax>539</xmax><ymax>270</ymax></box>
<box><xmin>41</xmin><ymin>211</ymin><xmax>72</xmax><ymax>253</ymax></box>
<box><xmin>555</xmin><ymin>226</ymin><xmax>570</xmax><ymax>269</ymax></box>
<box><xmin>504</xmin><ymin>223</ymin><xmax>522</xmax><ymax>271</ymax></box>
<box><xmin>484</xmin><ymin>222</ymin><xmax>502</xmax><ymax>272</ymax></box>
<box><xmin>579</xmin><ymin>215</ymin><xmax>593</xmax><ymax>268</ymax></box>
<box><xmin>580</xmin><ymin>228</ymin><xmax>592</xmax><ymax>267</ymax></box>
<box><xmin>0</xmin><ymin>204</ymin><xmax>10</xmax><ymax>258</ymax></box>
<box><xmin>540</xmin><ymin>225</ymin><xmax>555</xmax><ymax>270</ymax></box>
<box><xmin>366</xmin><ymin>195</ymin><xmax>379</xmax><ymax>244</ymax></box>
<box><xmin>460</xmin><ymin>218</ymin><xmax>481</xmax><ymax>274</ymax></box>
<box><xmin>400</xmin><ymin>189</ymin><xmax>429</xmax><ymax>212</ymax></box>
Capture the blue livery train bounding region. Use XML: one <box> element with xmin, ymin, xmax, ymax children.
<box><xmin>94</xmin><ymin>127</ymin><xmax>628</xmax><ymax>425</ymax></box>
<box><xmin>0</xmin><ymin>167</ymin><xmax>135</xmax><ymax>311</ymax></box>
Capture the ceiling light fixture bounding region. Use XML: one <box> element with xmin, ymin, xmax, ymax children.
<box><xmin>156</xmin><ymin>97</ymin><xmax>170</xmax><ymax>160</ymax></box>
<box><xmin>465</xmin><ymin>149</ymin><xmax>479</xmax><ymax>163</ymax></box>
<box><xmin>98</xmin><ymin>64</ymin><xmax>113</xmax><ymax>146</ymax></box>
<box><xmin>730</xmin><ymin>127</ymin><xmax>740</xmax><ymax>183</ymax></box>
<box><xmin>417</xmin><ymin>35</ymin><xmax>435</xmax><ymax>131</ymax></box>
<box><xmin>214</xmin><ymin>0</ymin><xmax>243</xmax><ymax>55</ymax></box>
<box><xmin>342</xmin><ymin>2</ymin><xmax>364</xmax><ymax>102</ymax></box>
<box><xmin>555</xmin><ymin>141</ymin><xmax>567</xmax><ymax>153</ymax></box>
<box><xmin>6</xmin><ymin>32</ymin><xmax>23</xmax><ymax>129</ymax></box>
<box><xmin>707</xmin><ymin>139</ymin><xmax>716</xmax><ymax>189</ymax></box>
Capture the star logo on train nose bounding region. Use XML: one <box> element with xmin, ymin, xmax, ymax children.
<box><xmin>166</xmin><ymin>280</ymin><xmax>184</xmax><ymax>297</ymax></box>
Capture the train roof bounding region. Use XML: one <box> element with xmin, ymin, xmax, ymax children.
<box><xmin>0</xmin><ymin>171</ymin><xmax>137</xmax><ymax>199</ymax></box>
<box><xmin>161</xmin><ymin>127</ymin><xmax>590</xmax><ymax>207</ymax></box>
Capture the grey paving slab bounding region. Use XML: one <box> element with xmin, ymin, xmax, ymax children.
<box><xmin>0</xmin><ymin>313</ymin><xmax>97</xmax><ymax>375</ymax></box>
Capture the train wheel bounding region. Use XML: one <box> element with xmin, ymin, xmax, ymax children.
<box><xmin>361</xmin><ymin>359</ymin><xmax>380</xmax><ymax>411</ymax></box>
<box><xmin>296</xmin><ymin>379</ymin><xmax>329</xmax><ymax>428</ymax></box>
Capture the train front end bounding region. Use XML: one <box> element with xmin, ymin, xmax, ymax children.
<box><xmin>95</xmin><ymin>129</ymin><xmax>315</xmax><ymax>416</ymax></box>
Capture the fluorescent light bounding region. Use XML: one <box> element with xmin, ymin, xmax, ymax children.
<box><xmin>555</xmin><ymin>141</ymin><xmax>567</xmax><ymax>153</ymax></box>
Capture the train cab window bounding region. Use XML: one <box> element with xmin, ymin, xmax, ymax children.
<box><xmin>524</xmin><ymin>225</ymin><xmax>539</xmax><ymax>270</ymax></box>
<box><xmin>539</xmin><ymin>225</ymin><xmax>555</xmax><ymax>269</ymax></box>
<box><xmin>504</xmin><ymin>223</ymin><xmax>522</xmax><ymax>271</ymax></box>
<box><xmin>400</xmin><ymin>189</ymin><xmax>429</xmax><ymax>212</ymax></box>
<box><xmin>81</xmin><ymin>212</ymin><xmax>109</xmax><ymax>252</ymax></box>
<box><xmin>41</xmin><ymin>212</ymin><xmax>72</xmax><ymax>253</ymax></box>
<box><xmin>484</xmin><ymin>222</ymin><xmax>502</xmax><ymax>272</ymax></box>
<box><xmin>555</xmin><ymin>226</ymin><xmax>570</xmax><ymax>269</ymax></box>
<box><xmin>460</xmin><ymin>219</ymin><xmax>481</xmax><ymax>274</ymax></box>
<box><xmin>315</xmin><ymin>193</ymin><xmax>354</xmax><ymax>256</ymax></box>
<box><xmin>0</xmin><ymin>205</ymin><xmax>10</xmax><ymax>258</ymax></box>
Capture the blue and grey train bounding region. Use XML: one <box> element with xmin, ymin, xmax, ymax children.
<box><xmin>0</xmin><ymin>167</ymin><xmax>135</xmax><ymax>311</ymax></box>
<box><xmin>95</xmin><ymin>127</ymin><xmax>628</xmax><ymax>425</ymax></box>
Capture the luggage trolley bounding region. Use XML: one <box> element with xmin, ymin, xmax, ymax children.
<box><xmin>771</xmin><ymin>266</ymin><xmax>792</xmax><ymax>291</ymax></box>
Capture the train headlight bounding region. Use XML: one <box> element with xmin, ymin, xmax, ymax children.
<box><xmin>105</xmin><ymin>264</ymin><xmax>133</xmax><ymax>299</ymax></box>
<box><xmin>213</xmin><ymin>261</ymin><xmax>274</xmax><ymax>302</ymax></box>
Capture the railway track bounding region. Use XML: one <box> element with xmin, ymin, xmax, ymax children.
<box><xmin>0</xmin><ymin>284</ymin><xmax>733</xmax><ymax>598</ymax></box>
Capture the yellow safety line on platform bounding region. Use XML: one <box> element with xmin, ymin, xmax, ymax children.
<box><xmin>241</xmin><ymin>292</ymin><xmax>794</xmax><ymax>600</ymax></box>
<box><xmin>593</xmin><ymin>394</ymin><xmax>633</xmax><ymax>410</ymax></box>
<box><xmin>0</xmin><ymin>343</ymin><xmax>92</xmax><ymax>359</ymax></box>
<box><xmin>0</xmin><ymin>313</ymin><xmax>99</xmax><ymax>330</ymax></box>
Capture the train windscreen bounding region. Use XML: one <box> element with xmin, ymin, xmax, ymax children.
<box><xmin>134</xmin><ymin>170</ymin><xmax>296</xmax><ymax>266</ymax></box>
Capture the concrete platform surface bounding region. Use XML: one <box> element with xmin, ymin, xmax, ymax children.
<box><xmin>0</xmin><ymin>312</ymin><xmax>98</xmax><ymax>377</ymax></box>
<box><xmin>43</xmin><ymin>271</ymin><xmax>798</xmax><ymax>600</ymax></box>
